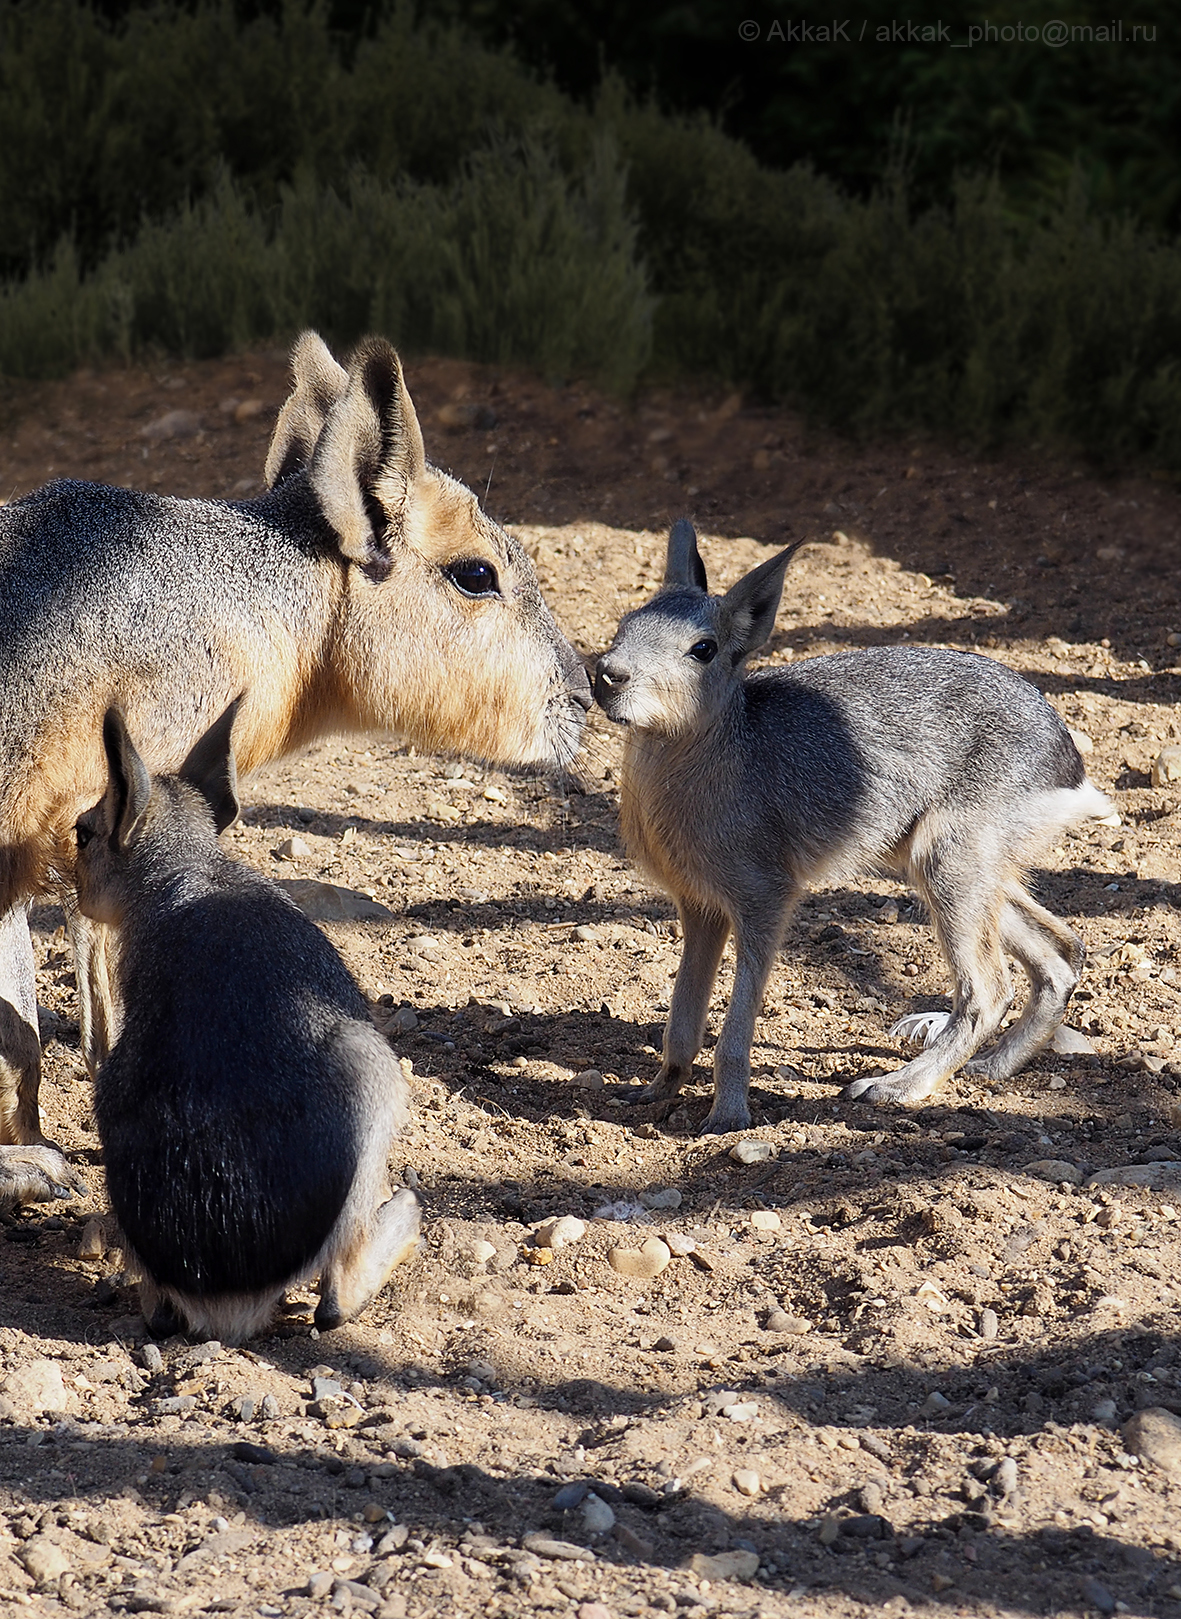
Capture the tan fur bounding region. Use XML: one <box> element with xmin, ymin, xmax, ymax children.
<box><xmin>264</xmin><ymin>331</ymin><xmax>349</xmax><ymax>489</ymax></box>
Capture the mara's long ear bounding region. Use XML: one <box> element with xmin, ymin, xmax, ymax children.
<box><xmin>101</xmin><ymin>709</ymin><xmax>152</xmax><ymax>854</ymax></box>
<box><xmin>722</xmin><ymin>542</ymin><xmax>803</xmax><ymax>664</ymax></box>
<box><xmin>178</xmin><ymin>698</ymin><xmax>241</xmax><ymax>834</ymax></box>
<box><xmin>664</xmin><ymin>519</ymin><xmax>708</xmax><ymax>590</ymax></box>
<box><xmin>308</xmin><ymin>337</ymin><xmax>427</xmax><ymax>579</ymax></box>
<box><xmin>264</xmin><ymin>331</ymin><xmax>349</xmax><ymax>489</ymax></box>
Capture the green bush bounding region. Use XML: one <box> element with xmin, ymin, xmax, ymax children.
<box><xmin>0</xmin><ymin>141</ymin><xmax>652</xmax><ymax>391</ymax></box>
<box><xmin>3</xmin><ymin>0</ymin><xmax>1181</xmax><ymax>469</ymax></box>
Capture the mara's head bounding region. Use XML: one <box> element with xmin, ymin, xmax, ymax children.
<box><xmin>594</xmin><ymin>521</ymin><xmax>800</xmax><ymax>735</ymax></box>
<box><xmin>74</xmin><ymin>703</ymin><xmax>240</xmax><ymax>927</ymax></box>
<box><xmin>267</xmin><ymin>332</ymin><xmax>591</xmax><ymax>770</ymax></box>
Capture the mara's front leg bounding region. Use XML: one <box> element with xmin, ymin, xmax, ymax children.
<box><xmin>68</xmin><ymin>906</ymin><xmax>118</xmax><ymax>1080</ymax></box>
<box><xmin>623</xmin><ymin>902</ymin><xmax>729</xmax><ymax>1113</ymax></box>
<box><xmin>0</xmin><ymin>902</ymin><xmax>84</xmax><ymax>1205</ymax></box>
<box><xmin>700</xmin><ymin>911</ymin><xmax>787</xmax><ymax>1135</ymax></box>
<box><xmin>0</xmin><ymin>901</ymin><xmax>46</xmax><ymax>1146</ymax></box>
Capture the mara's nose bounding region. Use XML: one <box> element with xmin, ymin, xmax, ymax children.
<box><xmin>594</xmin><ymin>656</ymin><xmax>630</xmax><ymax>702</ymax></box>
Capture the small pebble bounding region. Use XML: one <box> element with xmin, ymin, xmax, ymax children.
<box><xmin>920</xmin><ymin>1391</ymin><xmax>952</xmax><ymax>1416</ymax></box>
<box><xmin>1122</xmin><ymin>1407</ymin><xmax>1181</xmax><ymax>1478</ymax></box>
<box><xmin>686</xmin><ymin>1549</ymin><xmax>759</xmax><ymax>1582</ymax></box>
<box><xmin>18</xmin><ymin>1537</ymin><xmax>73</xmax><ymax>1585</ymax></box>
<box><xmin>1151</xmin><ymin>746</ymin><xmax>1181</xmax><ymax>787</ymax></box>
<box><xmin>521</xmin><ymin>1533</ymin><xmax>594</xmax><ymax>1561</ymax></box>
<box><xmin>722</xmin><ymin>1401</ymin><xmax>759</xmax><ymax>1422</ymax></box>
<box><xmin>534</xmin><ymin>1216</ymin><xmax>587</xmax><ymax>1250</ymax></box>
<box><xmin>729</xmin><ymin>1140</ymin><xmax>772</xmax><ymax>1164</ymax></box>
<box><xmin>573</xmin><ymin>926</ymin><xmax>598</xmax><ymax>942</ymax></box>
<box><xmin>608</xmin><ymin>1238</ymin><xmax>671</xmax><ymax>1278</ymax></box>
<box><xmin>574</xmin><ymin>1069</ymin><xmax>605</xmax><ymax>1090</ymax></box>
<box><xmin>859</xmin><ymin>1482</ymin><xmax>883</xmax><ymax>1514</ymax></box>
<box><xmin>553</xmin><ymin>1481</ymin><xmax>590</xmax><ymax>1510</ymax></box>
<box><xmin>277</xmin><ymin>835</ymin><xmax>314</xmax><ymax>860</ymax></box>
<box><xmin>765</xmin><ymin>1309</ymin><xmax>810</xmax><ymax>1335</ymax></box>
<box><xmin>992</xmin><ymin>1457</ymin><xmax>1019</xmax><ymax>1498</ymax></box>
<box><xmin>1022</xmin><ymin>1158</ymin><xmax>1083</xmax><ymax>1185</ymax></box>
<box><xmin>749</xmin><ymin>1210</ymin><xmax>781</xmax><ymax>1231</ymax></box>
<box><xmin>307</xmin><ymin>1571</ymin><xmax>334</xmax><ymax>1598</ymax></box>
<box><xmin>664</xmin><ymin>1232</ymin><xmax>697</xmax><ymax>1257</ymax></box>
<box><xmin>470</xmin><ymin>1240</ymin><xmax>497</xmax><ymax>1264</ymax></box>
<box><xmin>732</xmin><ymin>1468</ymin><xmax>760</xmax><ymax>1497</ymax></box>
<box><xmin>1050</xmin><ymin>1026</ymin><xmax>1095</xmax><ymax>1055</ymax></box>
<box><xmin>141</xmin><ymin>1343</ymin><xmax>164</xmax><ymax>1374</ymax></box>
<box><xmin>639</xmin><ymin>1187</ymin><xmax>682</xmax><ymax>1210</ymax></box>
<box><xmin>1081</xmin><ymin>1575</ymin><xmax>1116</xmax><ymax>1614</ymax></box>
<box><xmin>979</xmin><ymin>1307</ymin><xmax>999</xmax><ymax>1340</ymax></box>
<box><xmin>577</xmin><ymin>1605</ymin><xmax>612</xmax><ymax>1619</ymax></box>
<box><xmin>388</xmin><ymin>1007</ymin><xmax>419</xmax><ymax>1034</ymax></box>
<box><xmin>582</xmin><ymin>1492</ymin><xmax>616</xmax><ymax>1533</ymax></box>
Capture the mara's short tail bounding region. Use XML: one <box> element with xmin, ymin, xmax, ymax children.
<box><xmin>1026</xmin><ymin>777</ymin><xmax>1117</xmax><ymax>843</ymax></box>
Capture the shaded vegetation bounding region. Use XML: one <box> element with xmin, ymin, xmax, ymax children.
<box><xmin>3</xmin><ymin>0</ymin><xmax>1181</xmax><ymax>469</ymax></box>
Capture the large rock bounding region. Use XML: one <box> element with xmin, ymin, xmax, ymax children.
<box><xmin>1122</xmin><ymin>1407</ymin><xmax>1181</xmax><ymax>1479</ymax></box>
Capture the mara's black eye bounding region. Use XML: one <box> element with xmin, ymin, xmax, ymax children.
<box><xmin>444</xmin><ymin>558</ymin><xmax>500</xmax><ymax>598</ymax></box>
<box><xmin>75</xmin><ymin>821</ymin><xmax>94</xmax><ymax>850</ymax></box>
<box><xmin>688</xmin><ymin>639</ymin><xmax>718</xmax><ymax>663</ymax></box>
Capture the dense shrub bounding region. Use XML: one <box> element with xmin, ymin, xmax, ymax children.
<box><xmin>2</xmin><ymin>0</ymin><xmax>1181</xmax><ymax>469</ymax></box>
<box><xmin>0</xmin><ymin>142</ymin><xmax>652</xmax><ymax>391</ymax></box>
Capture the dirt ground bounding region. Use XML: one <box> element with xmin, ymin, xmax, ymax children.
<box><xmin>1</xmin><ymin>347</ymin><xmax>1180</xmax><ymax>1619</ymax></box>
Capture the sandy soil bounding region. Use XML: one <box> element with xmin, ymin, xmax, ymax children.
<box><xmin>1</xmin><ymin>348</ymin><xmax>1180</xmax><ymax>1619</ymax></box>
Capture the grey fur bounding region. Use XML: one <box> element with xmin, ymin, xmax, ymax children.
<box><xmin>73</xmin><ymin>705</ymin><xmax>420</xmax><ymax>1344</ymax></box>
<box><xmin>0</xmin><ymin>331</ymin><xmax>591</xmax><ymax>1201</ymax></box>
<box><xmin>595</xmin><ymin>523</ymin><xmax>1114</xmax><ymax>1133</ymax></box>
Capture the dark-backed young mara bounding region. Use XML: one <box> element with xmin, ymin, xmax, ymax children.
<box><xmin>72</xmin><ymin>703</ymin><xmax>420</xmax><ymax>1343</ymax></box>
<box><xmin>595</xmin><ymin>521</ymin><xmax>1112</xmax><ymax>1134</ymax></box>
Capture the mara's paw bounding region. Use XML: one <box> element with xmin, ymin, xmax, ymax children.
<box><xmin>615</xmin><ymin>1077</ymin><xmax>683</xmax><ymax>1108</ymax></box>
<box><xmin>698</xmin><ymin>1106</ymin><xmax>753</xmax><ymax>1136</ymax></box>
<box><xmin>844</xmin><ymin>1071</ymin><xmax>939</xmax><ymax>1107</ymax></box>
<box><xmin>0</xmin><ymin>1146</ymin><xmax>87</xmax><ymax>1210</ymax></box>
<box><xmin>889</xmin><ymin>1010</ymin><xmax>952</xmax><ymax>1048</ymax></box>
<box><xmin>963</xmin><ymin>1051</ymin><xmax>1012</xmax><ymax>1082</ymax></box>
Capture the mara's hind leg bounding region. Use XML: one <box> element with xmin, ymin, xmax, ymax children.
<box><xmin>315</xmin><ymin>1189</ymin><xmax>421</xmax><ymax>1332</ymax></box>
<box><xmin>847</xmin><ymin>861</ymin><xmax>1013</xmax><ymax>1107</ymax></box>
<box><xmin>965</xmin><ymin>886</ymin><xmax>1083</xmax><ymax>1082</ymax></box>
<box><xmin>625</xmin><ymin>901</ymin><xmax>730</xmax><ymax>1111</ymax></box>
